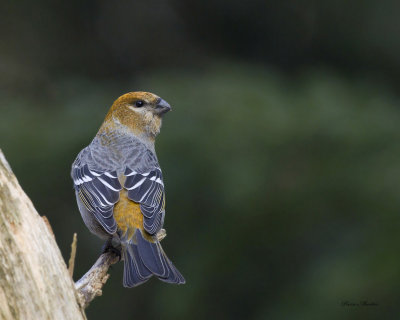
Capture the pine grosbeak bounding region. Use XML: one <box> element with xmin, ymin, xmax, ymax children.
<box><xmin>71</xmin><ymin>92</ymin><xmax>185</xmax><ymax>287</ymax></box>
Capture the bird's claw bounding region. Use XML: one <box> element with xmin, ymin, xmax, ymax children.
<box><xmin>102</xmin><ymin>240</ymin><xmax>122</xmax><ymax>261</ymax></box>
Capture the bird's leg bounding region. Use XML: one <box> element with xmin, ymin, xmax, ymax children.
<box><xmin>101</xmin><ymin>238</ymin><xmax>122</xmax><ymax>261</ymax></box>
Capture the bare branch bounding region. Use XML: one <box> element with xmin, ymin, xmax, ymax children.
<box><xmin>75</xmin><ymin>252</ymin><xmax>120</xmax><ymax>309</ymax></box>
<box><xmin>157</xmin><ymin>228</ymin><xmax>167</xmax><ymax>241</ymax></box>
<box><xmin>69</xmin><ymin>233</ymin><xmax>78</xmax><ymax>277</ymax></box>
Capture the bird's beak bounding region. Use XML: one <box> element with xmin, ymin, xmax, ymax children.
<box><xmin>155</xmin><ymin>98</ymin><xmax>171</xmax><ymax>115</ymax></box>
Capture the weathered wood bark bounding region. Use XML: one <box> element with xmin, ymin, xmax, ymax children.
<box><xmin>0</xmin><ymin>149</ymin><xmax>86</xmax><ymax>319</ymax></box>
<box><xmin>75</xmin><ymin>252</ymin><xmax>119</xmax><ymax>309</ymax></box>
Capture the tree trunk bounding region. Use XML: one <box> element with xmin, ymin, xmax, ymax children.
<box><xmin>0</xmin><ymin>149</ymin><xmax>86</xmax><ymax>319</ymax></box>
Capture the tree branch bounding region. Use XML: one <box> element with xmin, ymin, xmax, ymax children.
<box><xmin>69</xmin><ymin>233</ymin><xmax>78</xmax><ymax>277</ymax></box>
<box><xmin>75</xmin><ymin>252</ymin><xmax>120</xmax><ymax>309</ymax></box>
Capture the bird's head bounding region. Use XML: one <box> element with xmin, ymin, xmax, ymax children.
<box><xmin>103</xmin><ymin>92</ymin><xmax>171</xmax><ymax>140</ymax></box>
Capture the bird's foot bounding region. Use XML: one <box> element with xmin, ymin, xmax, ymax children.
<box><xmin>101</xmin><ymin>239</ymin><xmax>122</xmax><ymax>261</ymax></box>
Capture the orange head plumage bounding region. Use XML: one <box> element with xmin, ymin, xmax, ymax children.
<box><xmin>101</xmin><ymin>92</ymin><xmax>171</xmax><ymax>140</ymax></box>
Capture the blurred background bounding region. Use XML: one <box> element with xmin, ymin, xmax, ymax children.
<box><xmin>1</xmin><ymin>0</ymin><xmax>400</xmax><ymax>319</ymax></box>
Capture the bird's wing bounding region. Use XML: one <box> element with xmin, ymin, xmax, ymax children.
<box><xmin>72</xmin><ymin>155</ymin><xmax>122</xmax><ymax>234</ymax></box>
<box><xmin>124</xmin><ymin>165</ymin><xmax>165</xmax><ymax>235</ymax></box>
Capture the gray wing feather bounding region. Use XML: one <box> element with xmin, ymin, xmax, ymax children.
<box><xmin>72</xmin><ymin>147</ymin><xmax>122</xmax><ymax>234</ymax></box>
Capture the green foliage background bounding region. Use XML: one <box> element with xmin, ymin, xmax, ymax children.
<box><xmin>1</xmin><ymin>1</ymin><xmax>400</xmax><ymax>319</ymax></box>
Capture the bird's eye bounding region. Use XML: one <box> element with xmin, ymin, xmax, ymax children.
<box><xmin>135</xmin><ymin>100</ymin><xmax>144</xmax><ymax>108</ymax></box>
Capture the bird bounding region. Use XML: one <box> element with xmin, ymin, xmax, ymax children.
<box><xmin>71</xmin><ymin>92</ymin><xmax>185</xmax><ymax>287</ymax></box>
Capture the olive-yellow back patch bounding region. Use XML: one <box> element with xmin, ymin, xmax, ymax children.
<box><xmin>114</xmin><ymin>189</ymin><xmax>154</xmax><ymax>242</ymax></box>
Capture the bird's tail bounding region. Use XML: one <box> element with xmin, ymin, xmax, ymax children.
<box><xmin>122</xmin><ymin>229</ymin><xmax>185</xmax><ymax>287</ymax></box>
